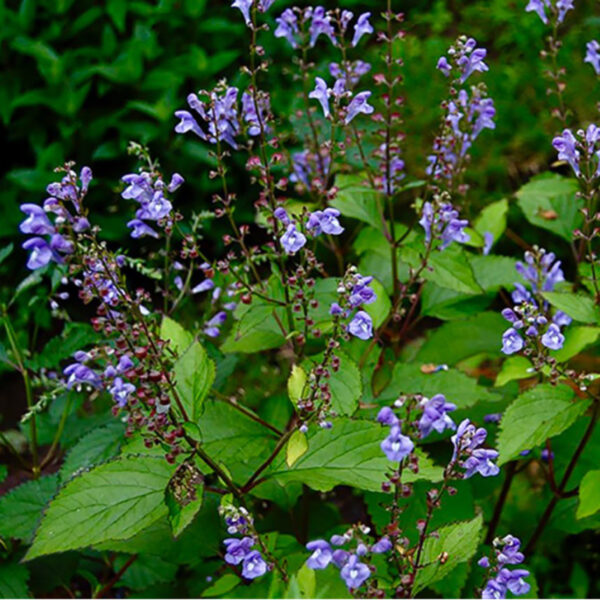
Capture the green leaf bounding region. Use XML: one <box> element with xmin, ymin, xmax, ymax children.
<box><xmin>288</xmin><ymin>365</ymin><xmax>307</xmax><ymax>406</ymax></box>
<box><xmin>363</xmin><ymin>278</ymin><xmax>392</xmax><ymax>328</ymax></box>
<box><xmin>0</xmin><ymin>475</ymin><xmax>59</xmax><ymax>542</ymax></box>
<box><xmin>551</xmin><ymin>326</ymin><xmax>600</xmax><ymax>363</ymax></box>
<box><xmin>26</xmin><ymin>457</ymin><xmax>174</xmax><ymax>560</ymax></box>
<box><xmin>0</xmin><ymin>562</ymin><xmax>30</xmax><ymax>599</ymax></box>
<box><xmin>106</xmin><ymin>0</ymin><xmax>127</xmax><ymax>32</ymax></box>
<box><xmin>201</xmin><ymin>573</ymin><xmax>240</xmax><ymax>598</ymax></box>
<box><xmin>401</xmin><ymin>244</ymin><xmax>482</xmax><ymax>295</ymax></box>
<box><xmin>0</xmin><ymin>465</ymin><xmax>6</xmax><ymax>483</ymax></box>
<box><xmin>165</xmin><ymin>462</ymin><xmax>204</xmax><ymax>537</ymax></box>
<box><xmin>161</xmin><ymin>316</ymin><xmax>215</xmax><ymax>421</ymax></box>
<box><xmin>382</xmin><ymin>363</ymin><xmax>495</xmax><ymax>409</ymax></box>
<box><xmin>59</xmin><ymin>421</ymin><xmax>125</xmax><ymax>482</ymax></box>
<box><xmin>413</xmin><ymin>515</ymin><xmax>483</xmax><ymax>594</ymax></box>
<box><xmin>0</xmin><ymin>243</ymin><xmax>13</xmax><ymax>267</ymax></box>
<box><xmin>221</xmin><ymin>303</ymin><xmax>286</xmax><ymax>353</ymax></box>
<box><xmin>515</xmin><ymin>173</ymin><xmax>581</xmax><ymax>241</ymax></box>
<box><xmin>542</xmin><ymin>292</ymin><xmax>600</xmax><ymax>324</ymax></box>
<box><xmin>495</xmin><ymin>356</ymin><xmax>533</xmax><ymax>387</ymax></box>
<box><xmin>114</xmin><ymin>554</ymin><xmax>178</xmax><ymax>592</ymax></box>
<box><xmin>285</xmin><ymin>564</ymin><xmax>316</xmax><ymax>599</ymax></box>
<box><xmin>474</xmin><ymin>198</ymin><xmax>509</xmax><ymax>248</ymax></box>
<box><xmin>576</xmin><ymin>470</ymin><xmax>600</xmax><ymax>519</ymax></box>
<box><xmin>330</xmin><ymin>174</ymin><xmax>384</xmax><ymax>231</ymax></box>
<box><xmin>416</xmin><ymin>312</ymin><xmax>507</xmax><ymax>365</ymax></box>
<box><xmin>470</xmin><ymin>255</ymin><xmax>519</xmax><ymax>292</ymax></box>
<box><xmin>497</xmin><ymin>384</ymin><xmax>590</xmax><ymax>465</ymax></box>
<box><xmin>268</xmin><ymin>419</ymin><xmax>442</xmax><ymax>492</ymax></box>
<box><xmin>286</xmin><ymin>430</ymin><xmax>308</xmax><ymax>467</ymax></box>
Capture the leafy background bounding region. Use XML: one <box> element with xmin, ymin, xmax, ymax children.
<box><xmin>1</xmin><ymin>0</ymin><xmax>600</xmax><ymax>598</ymax></box>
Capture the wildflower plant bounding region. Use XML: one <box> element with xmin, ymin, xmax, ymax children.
<box><xmin>1</xmin><ymin>1</ymin><xmax>600</xmax><ymax>599</ymax></box>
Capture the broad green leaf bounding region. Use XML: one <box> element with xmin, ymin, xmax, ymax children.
<box><xmin>401</xmin><ymin>244</ymin><xmax>482</xmax><ymax>295</ymax></box>
<box><xmin>161</xmin><ymin>316</ymin><xmax>215</xmax><ymax>421</ymax></box>
<box><xmin>413</xmin><ymin>515</ymin><xmax>482</xmax><ymax>594</ymax></box>
<box><xmin>114</xmin><ymin>554</ymin><xmax>178</xmax><ymax>591</ymax></box>
<box><xmin>495</xmin><ymin>356</ymin><xmax>533</xmax><ymax>387</ymax></box>
<box><xmin>285</xmin><ymin>564</ymin><xmax>316</xmax><ymax>599</ymax></box>
<box><xmin>542</xmin><ymin>292</ymin><xmax>600</xmax><ymax>324</ymax></box>
<box><xmin>286</xmin><ymin>430</ymin><xmax>308</xmax><ymax>467</ymax></box>
<box><xmin>302</xmin><ymin>351</ymin><xmax>362</xmax><ymax>416</ymax></box>
<box><xmin>576</xmin><ymin>470</ymin><xmax>600</xmax><ymax>519</ymax></box>
<box><xmin>59</xmin><ymin>421</ymin><xmax>125</xmax><ymax>482</ymax></box>
<box><xmin>221</xmin><ymin>303</ymin><xmax>286</xmax><ymax>353</ymax></box>
<box><xmin>416</xmin><ymin>312</ymin><xmax>507</xmax><ymax>365</ymax></box>
<box><xmin>330</xmin><ymin>174</ymin><xmax>384</xmax><ymax>231</ymax></box>
<box><xmin>470</xmin><ymin>255</ymin><xmax>519</xmax><ymax>292</ymax></box>
<box><xmin>382</xmin><ymin>363</ymin><xmax>495</xmax><ymax>409</ymax></box>
<box><xmin>0</xmin><ymin>562</ymin><xmax>30</xmax><ymax>599</ymax></box>
<box><xmin>474</xmin><ymin>198</ymin><xmax>509</xmax><ymax>246</ymax></box>
<box><xmin>552</xmin><ymin>326</ymin><xmax>600</xmax><ymax>363</ymax></box>
<box><xmin>288</xmin><ymin>365</ymin><xmax>307</xmax><ymax>406</ymax></box>
<box><xmin>268</xmin><ymin>419</ymin><xmax>442</xmax><ymax>492</ymax></box>
<box><xmin>363</xmin><ymin>278</ymin><xmax>392</xmax><ymax>328</ymax></box>
<box><xmin>202</xmin><ymin>573</ymin><xmax>240</xmax><ymax>597</ymax></box>
<box><xmin>0</xmin><ymin>475</ymin><xmax>58</xmax><ymax>542</ymax></box>
<box><xmin>26</xmin><ymin>457</ymin><xmax>174</xmax><ymax>560</ymax></box>
<box><xmin>421</xmin><ymin>284</ymin><xmax>492</xmax><ymax>320</ymax></box>
<box><xmin>515</xmin><ymin>173</ymin><xmax>581</xmax><ymax>241</ymax></box>
<box><xmin>165</xmin><ymin>462</ymin><xmax>204</xmax><ymax>537</ymax></box>
<box><xmin>497</xmin><ymin>384</ymin><xmax>590</xmax><ymax>465</ymax></box>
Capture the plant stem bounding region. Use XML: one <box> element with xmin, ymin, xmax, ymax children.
<box><xmin>485</xmin><ymin>461</ymin><xmax>517</xmax><ymax>544</ymax></box>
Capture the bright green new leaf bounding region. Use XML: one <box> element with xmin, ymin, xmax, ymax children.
<box><xmin>552</xmin><ymin>326</ymin><xmax>600</xmax><ymax>363</ymax></box>
<box><xmin>542</xmin><ymin>292</ymin><xmax>600</xmax><ymax>324</ymax></box>
<box><xmin>474</xmin><ymin>198</ymin><xmax>509</xmax><ymax>246</ymax></box>
<box><xmin>495</xmin><ymin>356</ymin><xmax>533</xmax><ymax>387</ymax></box>
<box><xmin>286</xmin><ymin>430</ymin><xmax>309</xmax><ymax>467</ymax></box>
<box><xmin>288</xmin><ymin>365</ymin><xmax>307</xmax><ymax>406</ymax></box>
<box><xmin>576</xmin><ymin>470</ymin><xmax>600</xmax><ymax>519</ymax></box>
<box><xmin>26</xmin><ymin>457</ymin><xmax>175</xmax><ymax>560</ymax></box>
<box><xmin>497</xmin><ymin>384</ymin><xmax>590</xmax><ymax>465</ymax></box>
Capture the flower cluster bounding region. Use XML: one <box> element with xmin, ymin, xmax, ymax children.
<box><xmin>304</xmin><ymin>525</ymin><xmax>391</xmax><ymax>591</ymax></box>
<box><xmin>501</xmin><ymin>249</ymin><xmax>570</xmax><ymax>355</ymax></box>
<box><xmin>289</xmin><ymin>150</ymin><xmax>331</xmax><ymax>192</ymax></box>
<box><xmin>451</xmin><ymin>419</ymin><xmax>499</xmax><ymax>478</ymax></box>
<box><xmin>309</xmin><ymin>77</ymin><xmax>374</xmax><ymax>125</ymax></box>
<box><xmin>220</xmin><ymin>505</ymin><xmax>269</xmax><ymax>580</ymax></box>
<box><xmin>231</xmin><ymin>0</ymin><xmax>275</xmax><ymax>27</ymax></box>
<box><xmin>419</xmin><ymin>197</ymin><xmax>470</xmax><ymax>250</ymax></box>
<box><xmin>436</xmin><ymin>36</ymin><xmax>489</xmax><ymax>84</ymax></box>
<box><xmin>274</xmin><ymin>7</ymin><xmax>373</xmax><ymax>50</ymax></box>
<box><xmin>552</xmin><ymin>124</ymin><xmax>600</xmax><ymax>179</ymax></box>
<box><xmin>478</xmin><ymin>535</ymin><xmax>530</xmax><ymax>599</ymax></box>
<box><xmin>525</xmin><ymin>0</ymin><xmax>574</xmax><ymax>26</ymax></box>
<box><xmin>20</xmin><ymin>165</ymin><xmax>91</xmax><ymax>270</ymax></box>
<box><xmin>330</xmin><ymin>271</ymin><xmax>377</xmax><ymax>341</ymax></box>
<box><xmin>122</xmin><ymin>170</ymin><xmax>183</xmax><ymax>239</ymax></box>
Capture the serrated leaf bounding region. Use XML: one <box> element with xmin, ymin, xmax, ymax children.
<box><xmin>542</xmin><ymin>292</ymin><xmax>600</xmax><ymax>324</ymax></box>
<box><xmin>0</xmin><ymin>562</ymin><xmax>30</xmax><ymax>599</ymax></box>
<box><xmin>25</xmin><ymin>457</ymin><xmax>174</xmax><ymax>560</ymax></box>
<box><xmin>285</xmin><ymin>563</ymin><xmax>316</xmax><ymax>599</ymax></box>
<box><xmin>576</xmin><ymin>470</ymin><xmax>600</xmax><ymax>519</ymax></box>
<box><xmin>497</xmin><ymin>384</ymin><xmax>590</xmax><ymax>465</ymax></box>
<box><xmin>59</xmin><ymin>422</ymin><xmax>125</xmax><ymax>482</ymax></box>
<box><xmin>0</xmin><ymin>475</ymin><xmax>59</xmax><ymax>542</ymax></box>
<box><xmin>286</xmin><ymin>430</ymin><xmax>308</xmax><ymax>467</ymax></box>
<box><xmin>413</xmin><ymin>515</ymin><xmax>482</xmax><ymax>594</ymax></box>
<box><xmin>495</xmin><ymin>356</ymin><xmax>533</xmax><ymax>387</ymax></box>
<box><xmin>330</xmin><ymin>174</ymin><xmax>384</xmax><ymax>231</ymax></box>
<box><xmin>268</xmin><ymin>419</ymin><xmax>442</xmax><ymax>492</ymax></box>
<box><xmin>515</xmin><ymin>173</ymin><xmax>581</xmax><ymax>241</ymax></box>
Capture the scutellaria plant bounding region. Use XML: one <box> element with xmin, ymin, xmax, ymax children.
<box><xmin>1</xmin><ymin>1</ymin><xmax>600</xmax><ymax>599</ymax></box>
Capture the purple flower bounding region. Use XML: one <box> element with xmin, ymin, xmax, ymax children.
<box><xmin>330</xmin><ymin>60</ymin><xmax>371</xmax><ymax>87</ymax></box>
<box><xmin>168</xmin><ymin>173</ymin><xmax>184</xmax><ymax>192</ymax></box>
<box><xmin>478</xmin><ymin>556</ymin><xmax>491</xmax><ymax>568</ymax></box>
<box><xmin>497</xmin><ymin>568</ymin><xmax>531</xmax><ymax>596</ymax></box>
<box><xmin>332</xmin><ymin>549</ymin><xmax>350</xmax><ymax>567</ymax></box>
<box><xmin>553</xmin><ymin>310</ymin><xmax>572</xmax><ymax>327</ymax></box>
<box><xmin>525</xmin><ymin>0</ymin><xmax>549</xmax><ymax>24</ymax></box>
<box><xmin>307</xmin><ymin>208</ymin><xmax>344</xmax><ymax>236</ymax></box>
<box><xmin>376</xmin><ymin>406</ymin><xmax>399</xmax><ymax>426</ymax></box>
<box><xmin>136</xmin><ymin>192</ymin><xmax>172</xmax><ymax>221</ymax></box>
<box><xmin>241</xmin><ymin>550</ymin><xmax>268</xmax><ymax>579</ymax></box>
<box><xmin>117</xmin><ymin>355</ymin><xmax>134</xmax><ymax>373</ymax></box>
<box><xmin>204</xmin><ymin>311</ymin><xmax>227</xmax><ymax>338</ymax></box>
<box><xmin>274</xmin><ymin>8</ymin><xmax>299</xmax><ymax>48</ymax></box>
<box><xmin>232</xmin><ymin>0</ymin><xmax>252</xmax><ymax>25</ymax></box>
<box><xmin>109</xmin><ymin>377</ymin><xmax>136</xmax><ymax>408</ymax></box>
<box><xmin>174</xmin><ymin>110</ymin><xmax>206</xmax><ymax>139</ymax></box>
<box><xmin>22</xmin><ymin>237</ymin><xmax>53</xmax><ymax>270</ymax></box>
<box><xmin>502</xmin><ymin>328</ymin><xmax>524</xmax><ymax>355</ymax></box>
<box><xmin>349</xmin><ymin>276</ymin><xmax>376</xmax><ymax>307</ymax></box>
<box><xmin>191</xmin><ymin>279</ymin><xmax>215</xmax><ymax>294</ymax></box>
<box><xmin>340</xmin><ymin>554</ymin><xmax>370</xmax><ymax>589</ymax></box>
<box><xmin>585</xmin><ymin>40</ymin><xmax>600</xmax><ymax>75</ymax></box>
<box><xmin>541</xmin><ymin>323</ymin><xmax>565</xmax><ymax>350</ymax></box>
<box><xmin>274</xmin><ymin>207</ymin><xmax>290</xmax><ymax>225</ymax></box>
<box><xmin>309</xmin><ymin>77</ymin><xmax>331</xmax><ymax>118</ymax></box>
<box><xmin>437</xmin><ymin>56</ymin><xmax>452</xmax><ymax>77</ymax></box>
<box><xmin>451</xmin><ymin>419</ymin><xmax>488</xmax><ymax>458</ymax></box>
<box><xmin>330</xmin><ymin>534</ymin><xmax>346</xmax><ymax>546</ymax></box>
<box><xmin>418</xmin><ymin>394</ymin><xmax>457</xmax><ymax>438</ymax></box>
<box><xmin>241</xmin><ymin>91</ymin><xmax>270</xmax><ymax>136</ymax></box>
<box><xmin>224</xmin><ymin>537</ymin><xmax>254</xmax><ymax>565</ymax></box>
<box><xmin>541</xmin><ymin>448</ymin><xmax>554</xmax><ymax>461</ymax></box>
<box><xmin>309</xmin><ymin>7</ymin><xmax>336</xmax><ymax>47</ymax></box>
<box><xmin>484</xmin><ymin>413</ymin><xmax>502</xmax><ymax>424</ymax></box>
<box><xmin>371</xmin><ymin>537</ymin><xmax>392</xmax><ymax>554</ymax></box>
<box><xmin>381</xmin><ymin>425</ymin><xmax>414</xmax><ymax>462</ymax></box>
<box><xmin>127</xmin><ymin>219</ymin><xmax>159</xmax><ymax>239</ymax></box>
<box><xmin>497</xmin><ymin>535</ymin><xmax>525</xmax><ymax>566</ymax></box>
<box><xmin>463</xmin><ymin>448</ymin><xmax>500</xmax><ymax>478</ymax></box>
<box><xmin>64</xmin><ymin>362</ymin><xmax>101</xmax><ymax>389</ymax></box>
<box><xmin>329</xmin><ymin>302</ymin><xmax>344</xmax><ymax>316</ymax></box>
<box><xmin>556</xmin><ymin>0</ymin><xmax>574</xmax><ymax>23</ymax></box>
<box><xmin>80</xmin><ymin>166</ymin><xmax>93</xmax><ymax>193</ymax></box>
<box><xmin>280</xmin><ymin>224</ymin><xmax>307</xmax><ymax>254</ymax></box>
<box><xmin>553</xmin><ymin>129</ymin><xmax>580</xmax><ymax>176</ymax></box>
<box><xmin>345</xmin><ymin>91</ymin><xmax>374</xmax><ymax>125</ymax></box>
<box><xmin>457</xmin><ymin>42</ymin><xmax>488</xmax><ymax>83</ymax></box>
<box><xmin>305</xmin><ymin>540</ymin><xmax>332</xmax><ymax>569</ymax></box>
<box><xmin>347</xmin><ymin>310</ymin><xmax>373</xmax><ymax>340</ymax></box>
<box><xmin>482</xmin><ymin>578</ymin><xmax>507</xmax><ymax>599</ymax></box>
<box><xmin>483</xmin><ymin>231</ymin><xmax>494</xmax><ymax>255</ymax></box>
<box><xmin>352</xmin><ymin>12</ymin><xmax>373</xmax><ymax>47</ymax></box>
<box><xmin>19</xmin><ymin>204</ymin><xmax>54</xmax><ymax>235</ymax></box>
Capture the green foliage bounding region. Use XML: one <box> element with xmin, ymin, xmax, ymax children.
<box><xmin>576</xmin><ymin>470</ymin><xmax>600</xmax><ymax>519</ymax></box>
